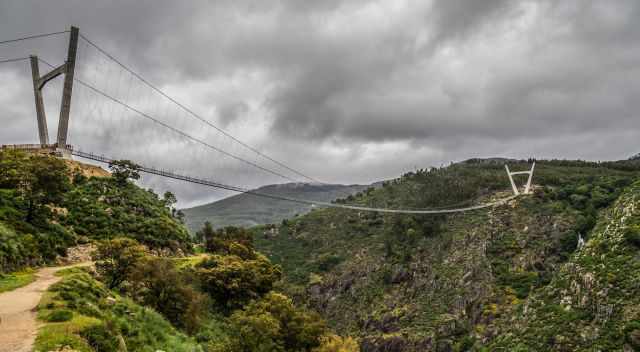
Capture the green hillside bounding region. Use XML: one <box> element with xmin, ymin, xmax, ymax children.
<box><xmin>0</xmin><ymin>150</ymin><xmax>356</xmax><ymax>352</ymax></box>
<box><xmin>182</xmin><ymin>183</ymin><xmax>369</xmax><ymax>232</ymax></box>
<box><xmin>5</xmin><ymin>147</ymin><xmax>640</xmax><ymax>351</ymax></box>
<box><xmin>252</xmin><ymin>158</ymin><xmax>640</xmax><ymax>351</ymax></box>
<box><xmin>489</xmin><ymin>179</ymin><xmax>640</xmax><ymax>351</ymax></box>
<box><xmin>0</xmin><ymin>149</ymin><xmax>192</xmax><ymax>273</ymax></box>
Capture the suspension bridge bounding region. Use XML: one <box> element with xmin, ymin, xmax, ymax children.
<box><xmin>0</xmin><ymin>27</ymin><xmax>534</xmax><ymax>214</ymax></box>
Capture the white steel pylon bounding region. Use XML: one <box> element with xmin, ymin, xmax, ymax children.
<box><xmin>505</xmin><ymin>162</ymin><xmax>535</xmax><ymax>195</ymax></box>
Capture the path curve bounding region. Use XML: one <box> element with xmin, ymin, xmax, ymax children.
<box><xmin>0</xmin><ymin>263</ymin><xmax>90</xmax><ymax>352</ymax></box>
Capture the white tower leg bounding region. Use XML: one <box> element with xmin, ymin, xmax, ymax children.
<box><xmin>524</xmin><ymin>162</ymin><xmax>535</xmax><ymax>194</ymax></box>
<box><xmin>505</xmin><ymin>165</ymin><xmax>520</xmax><ymax>195</ymax></box>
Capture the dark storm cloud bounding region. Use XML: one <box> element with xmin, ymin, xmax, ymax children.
<box><xmin>2</xmin><ymin>0</ymin><xmax>639</xmax><ymax>206</ymax></box>
<box><xmin>263</xmin><ymin>0</ymin><xmax>640</xmax><ymax>143</ymax></box>
<box><xmin>429</xmin><ymin>0</ymin><xmax>512</xmax><ymax>42</ymax></box>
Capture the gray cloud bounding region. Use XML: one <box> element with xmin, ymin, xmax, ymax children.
<box><xmin>1</xmin><ymin>0</ymin><xmax>639</xmax><ymax>207</ymax></box>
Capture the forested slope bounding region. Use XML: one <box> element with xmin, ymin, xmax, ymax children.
<box><xmin>0</xmin><ymin>150</ymin><xmax>191</xmax><ymax>273</ymax></box>
<box><xmin>253</xmin><ymin>158</ymin><xmax>640</xmax><ymax>351</ymax></box>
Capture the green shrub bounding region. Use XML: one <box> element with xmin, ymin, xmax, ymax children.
<box><xmin>62</xmin><ymin>175</ymin><xmax>192</xmax><ymax>251</ymax></box>
<box><xmin>39</xmin><ymin>271</ymin><xmax>202</xmax><ymax>352</ymax></box>
<box><xmin>129</xmin><ymin>257</ymin><xmax>208</xmax><ymax>333</ymax></box>
<box><xmin>92</xmin><ymin>237</ymin><xmax>146</xmax><ymax>289</ymax></box>
<box><xmin>315</xmin><ymin>254</ymin><xmax>342</xmax><ymax>272</ymax></box>
<box><xmin>625</xmin><ymin>321</ymin><xmax>640</xmax><ymax>348</ymax></box>
<box><xmin>202</xmin><ymin>225</ymin><xmax>254</xmax><ymax>257</ymax></box>
<box><xmin>196</xmin><ymin>254</ymin><xmax>282</xmax><ymax>312</ymax></box>
<box><xmin>228</xmin><ymin>292</ymin><xmax>327</xmax><ymax>352</ymax></box>
<box><xmin>46</xmin><ymin>309</ymin><xmax>73</xmax><ymax>322</ymax></box>
<box><xmin>624</xmin><ymin>226</ymin><xmax>640</xmax><ymax>248</ymax></box>
<box><xmin>0</xmin><ymin>150</ymin><xmax>193</xmax><ymax>272</ymax></box>
<box><xmin>80</xmin><ymin>324</ymin><xmax>121</xmax><ymax>352</ymax></box>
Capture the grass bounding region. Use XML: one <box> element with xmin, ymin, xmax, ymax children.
<box><xmin>35</xmin><ymin>314</ymin><xmax>100</xmax><ymax>352</ymax></box>
<box><xmin>0</xmin><ymin>268</ymin><xmax>36</xmax><ymax>293</ymax></box>
<box><xmin>35</xmin><ymin>277</ymin><xmax>101</xmax><ymax>352</ymax></box>
<box><xmin>55</xmin><ymin>266</ymin><xmax>90</xmax><ymax>277</ymax></box>
<box><xmin>35</xmin><ymin>267</ymin><xmax>203</xmax><ymax>352</ymax></box>
<box><xmin>173</xmin><ymin>254</ymin><xmax>209</xmax><ymax>269</ymax></box>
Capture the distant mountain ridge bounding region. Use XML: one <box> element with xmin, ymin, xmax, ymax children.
<box><xmin>182</xmin><ymin>182</ymin><xmax>371</xmax><ymax>232</ymax></box>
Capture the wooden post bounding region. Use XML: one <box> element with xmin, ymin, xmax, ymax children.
<box><xmin>56</xmin><ymin>26</ymin><xmax>79</xmax><ymax>149</ymax></box>
<box><xmin>30</xmin><ymin>56</ymin><xmax>49</xmax><ymax>145</ymax></box>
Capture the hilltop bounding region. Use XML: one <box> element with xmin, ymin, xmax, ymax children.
<box><xmin>252</xmin><ymin>157</ymin><xmax>640</xmax><ymax>351</ymax></box>
<box><xmin>0</xmin><ymin>150</ymin><xmax>191</xmax><ymax>272</ymax></box>
<box><xmin>182</xmin><ymin>182</ymin><xmax>370</xmax><ymax>231</ymax></box>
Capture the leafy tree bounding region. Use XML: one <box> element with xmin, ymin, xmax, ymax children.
<box><xmin>0</xmin><ymin>152</ymin><xmax>71</xmax><ymax>222</ymax></box>
<box><xmin>63</xmin><ymin>176</ymin><xmax>192</xmax><ymax>252</ymax></box>
<box><xmin>195</xmin><ymin>221</ymin><xmax>214</xmax><ymax>244</ymax></box>
<box><xmin>0</xmin><ymin>150</ymin><xmax>193</xmax><ymax>271</ymax></box>
<box><xmin>195</xmin><ymin>253</ymin><xmax>281</xmax><ymax>312</ymax></box>
<box><xmin>0</xmin><ymin>150</ymin><xmax>28</xmax><ymax>189</ymax></box>
<box><xmin>174</xmin><ymin>209</ymin><xmax>185</xmax><ymax>223</ymax></box>
<box><xmin>163</xmin><ymin>191</ymin><xmax>177</xmax><ymax>207</ymax></box>
<box><xmin>23</xmin><ymin>155</ymin><xmax>71</xmax><ymax>219</ymax></box>
<box><xmin>228</xmin><ymin>292</ymin><xmax>327</xmax><ymax>352</ymax></box>
<box><xmin>129</xmin><ymin>257</ymin><xmax>207</xmax><ymax>333</ymax></box>
<box><xmin>108</xmin><ymin>160</ymin><xmax>140</xmax><ymax>186</ymax></box>
<box><xmin>92</xmin><ymin>237</ymin><xmax>146</xmax><ymax>289</ymax></box>
<box><xmin>164</xmin><ymin>191</ymin><xmax>180</xmax><ymax>222</ymax></box>
<box><xmin>204</xmin><ymin>226</ymin><xmax>254</xmax><ymax>256</ymax></box>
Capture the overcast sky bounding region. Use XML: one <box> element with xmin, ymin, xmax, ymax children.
<box><xmin>1</xmin><ymin>0</ymin><xmax>639</xmax><ymax>207</ymax></box>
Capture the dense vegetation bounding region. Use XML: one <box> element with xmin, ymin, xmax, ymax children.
<box><xmin>8</xmin><ymin>148</ymin><xmax>640</xmax><ymax>351</ymax></box>
<box><xmin>252</xmin><ymin>158</ymin><xmax>640</xmax><ymax>351</ymax></box>
<box><xmin>37</xmin><ymin>226</ymin><xmax>357</xmax><ymax>351</ymax></box>
<box><xmin>36</xmin><ymin>267</ymin><xmax>202</xmax><ymax>352</ymax></box>
<box><xmin>0</xmin><ymin>150</ymin><xmax>191</xmax><ymax>273</ymax></box>
<box><xmin>0</xmin><ymin>150</ymin><xmax>75</xmax><ymax>272</ymax></box>
<box><xmin>489</xmin><ymin>180</ymin><xmax>640</xmax><ymax>351</ymax></box>
<box><xmin>0</xmin><ymin>150</ymin><xmax>354</xmax><ymax>351</ymax></box>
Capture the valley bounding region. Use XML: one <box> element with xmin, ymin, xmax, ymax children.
<box><xmin>3</xmin><ymin>4</ymin><xmax>640</xmax><ymax>351</ymax></box>
<box><xmin>2</xmin><ymin>150</ymin><xmax>640</xmax><ymax>352</ymax></box>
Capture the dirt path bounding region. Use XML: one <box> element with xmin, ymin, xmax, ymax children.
<box><xmin>0</xmin><ymin>263</ymin><xmax>90</xmax><ymax>352</ymax></box>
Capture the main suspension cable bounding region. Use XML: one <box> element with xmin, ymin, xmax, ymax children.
<box><xmin>78</xmin><ymin>33</ymin><xmax>322</xmax><ymax>184</ymax></box>
<box><xmin>38</xmin><ymin>57</ymin><xmax>299</xmax><ymax>183</ymax></box>
<box><xmin>0</xmin><ymin>57</ymin><xmax>29</xmax><ymax>64</ymax></box>
<box><xmin>0</xmin><ymin>30</ymin><xmax>69</xmax><ymax>46</ymax></box>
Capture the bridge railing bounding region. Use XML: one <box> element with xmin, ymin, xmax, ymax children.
<box><xmin>0</xmin><ymin>143</ymin><xmax>74</xmax><ymax>151</ymax></box>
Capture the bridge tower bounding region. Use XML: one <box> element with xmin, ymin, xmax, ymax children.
<box><xmin>29</xmin><ymin>26</ymin><xmax>78</xmax><ymax>155</ymax></box>
<box><xmin>505</xmin><ymin>162</ymin><xmax>536</xmax><ymax>195</ymax></box>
